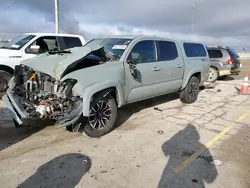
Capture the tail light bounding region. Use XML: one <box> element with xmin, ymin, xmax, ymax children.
<box><xmin>227</xmin><ymin>58</ymin><xmax>234</xmax><ymax>64</ymax></box>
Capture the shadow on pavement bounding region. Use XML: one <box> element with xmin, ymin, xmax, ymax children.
<box><xmin>0</xmin><ymin>108</ymin><xmax>45</xmax><ymax>151</ymax></box>
<box><xmin>218</xmin><ymin>76</ymin><xmax>235</xmax><ymax>81</ymax></box>
<box><xmin>115</xmin><ymin>92</ymin><xmax>179</xmax><ymax>128</ymax></box>
<box><xmin>17</xmin><ymin>153</ymin><xmax>91</xmax><ymax>188</ymax></box>
<box><xmin>158</xmin><ymin>124</ymin><xmax>218</xmax><ymax>188</ymax></box>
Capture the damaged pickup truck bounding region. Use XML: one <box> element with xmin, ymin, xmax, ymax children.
<box><xmin>3</xmin><ymin>36</ymin><xmax>210</xmax><ymax>137</ymax></box>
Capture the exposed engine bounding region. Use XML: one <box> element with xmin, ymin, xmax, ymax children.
<box><xmin>13</xmin><ymin>65</ymin><xmax>82</xmax><ymax>121</ymax></box>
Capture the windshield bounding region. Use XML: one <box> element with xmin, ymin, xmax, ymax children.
<box><xmin>0</xmin><ymin>35</ymin><xmax>36</xmax><ymax>50</ymax></box>
<box><xmin>84</xmin><ymin>38</ymin><xmax>132</xmax><ymax>61</ymax></box>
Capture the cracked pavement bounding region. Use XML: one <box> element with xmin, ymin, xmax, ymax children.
<box><xmin>1</xmin><ymin>71</ymin><xmax>250</xmax><ymax>187</ymax></box>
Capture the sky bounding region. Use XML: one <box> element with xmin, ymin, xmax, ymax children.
<box><xmin>0</xmin><ymin>0</ymin><xmax>249</xmax><ymax>51</ymax></box>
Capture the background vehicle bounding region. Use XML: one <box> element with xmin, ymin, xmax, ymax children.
<box><xmin>206</xmin><ymin>46</ymin><xmax>242</xmax><ymax>82</ymax></box>
<box><xmin>0</xmin><ymin>33</ymin><xmax>86</xmax><ymax>96</ymax></box>
<box><xmin>3</xmin><ymin>35</ymin><xmax>209</xmax><ymax>137</ymax></box>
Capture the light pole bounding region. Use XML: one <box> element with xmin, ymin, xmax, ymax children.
<box><xmin>54</xmin><ymin>0</ymin><xmax>59</xmax><ymax>33</ymax></box>
<box><xmin>192</xmin><ymin>1</ymin><xmax>195</xmax><ymax>33</ymax></box>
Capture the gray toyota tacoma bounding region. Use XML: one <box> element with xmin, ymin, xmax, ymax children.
<box><xmin>3</xmin><ymin>35</ymin><xmax>210</xmax><ymax>137</ymax></box>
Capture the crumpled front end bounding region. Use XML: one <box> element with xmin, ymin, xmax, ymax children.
<box><xmin>3</xmin><ymin>64</ymin><xmax>83</xmax><ymax>128</ymax></box>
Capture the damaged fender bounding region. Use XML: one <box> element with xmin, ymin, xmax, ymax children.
<box><xmin>80</xmin><ymin>80</ymin><xmax>125</xmax><ymax>117</ymax></box>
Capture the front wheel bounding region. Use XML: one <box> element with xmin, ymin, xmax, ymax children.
<box><xmin>83</xmin><ymin>94</ymin><xmax>117</xmax><ymax>138</ymax></box>
<box><xmin>180</xmin><ymin>76</ymin><xmax>200</xmax><ymax>104</ymax></box>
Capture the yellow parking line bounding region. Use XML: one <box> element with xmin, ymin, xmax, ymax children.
<box><xmin>174</xmin><ymin>110</ymin><xmax>250</xmax><ymax>174</ymax></box>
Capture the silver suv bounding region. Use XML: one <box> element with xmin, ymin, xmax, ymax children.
<box><xmin>206</xmin><ymin>46</ymin><xmax>242</xmax><ymax>82</ymax></box>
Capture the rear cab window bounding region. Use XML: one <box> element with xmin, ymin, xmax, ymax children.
<box><xmin>57</xmin><ymin>36</ymin><xmax>83</xmax><ymax>50</ymax></box>
<box><xmin>183</xmin><ymin>42</ymin><xmax>207</xmax><ymax>57</ymax></box>
<box><xmin>207</xmin><ymin>49</ymin><xmax>223</xmax><ymax>58</ymax></box>
<box><xmin>156</xmin><ymin>41</ymin><xmax>178</xmax><ymax>61</ymax></box>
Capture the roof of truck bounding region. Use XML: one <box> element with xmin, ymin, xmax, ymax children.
<box><xmin>23</xmin><ymin>33</ymin><xmax>84</xmax><ymax>38</ymax></box>
<box><xmin>95</xmin><ymin>35</ymin><xmax>205</xmax><ymax>45</ymax></box>
<box><xmin>96</xmin><ymin>35</ymin><xmax>176</xmax><ymax>41</ymax></box>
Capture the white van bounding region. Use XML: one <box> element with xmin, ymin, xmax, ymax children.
<box><xmin>0</xmin><ymin>33</ymin><xmax>86</xmax><ymax>96</ymax></box>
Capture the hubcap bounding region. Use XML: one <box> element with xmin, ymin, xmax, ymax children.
<box><xmin>189</xmin><ymin>82</ymin><xmax>198</xmax><ymax>100</ymax></box>
<box><xmin>0</xmin><ymin>76</ymin><xmax>8</xmax><ymax>93</ymax></box>
<box><xmin>89</xmin><ymin>100</ymin><xmax>112</xmax><ymax>130</ymax></box>
<box><xmin>208</xmin><ymin>68</ymin><xmax>218</xmax><ymax>82</ymax></box>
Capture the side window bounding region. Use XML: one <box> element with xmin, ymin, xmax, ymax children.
<box><xmin>183</xmin><ymin>43</ymin><xmax>207</xmax><ymax>57</ymax></box>
<box><xmin>207</xmin><ymin>50</ymin><xmax>223</xmax><ymax>58</ymax></box>
<box><xmin>26</xmin><ymin>36</ymin><xmax>58</xmax><ymax>54</ymax></box>
<box><xmin>128</xmin><ymin>40</ymin><xmax>156</xmax><ymax>64</ymax></box>
<box><xmin>58</xmin><ymin>37</ymin><xmax>82</xmax><ymax>50</ymax></box>
<box><xmin>156</xmin><ymin>41</ymin><xmax>178</xmax><ymax>61</ymax></box>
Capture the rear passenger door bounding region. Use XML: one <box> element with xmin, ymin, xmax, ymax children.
<box><xmin>57</xmin><ymin>36</ymin><xmax>83</xmax><ymax>50</ymax></box>
<box><xmin>155</xmin><ymin>40</ymin><xmax>184</xmax><ymax>90</ymax></box>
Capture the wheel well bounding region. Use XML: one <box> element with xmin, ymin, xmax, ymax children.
<box><xmin>92</xmin><ymin>87</ymin><xmax>118</xmax><ymax>104</ymax></box>
<box><xmin>0</xmin><ymin>65</ymin><xmax>14</xmax><ymax>75</ymax></box>
<box><xmin>192</xmin><ymin>72</ymin><xmax>201</xmax><ymax>83</ymax></box>
<box><xmin>210</xmin><ymin>66</ymin><xmax>218</xmax><ymax>71</ymax></box>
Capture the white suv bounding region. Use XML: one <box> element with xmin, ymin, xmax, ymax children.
<box><xmin>0</xmin><ymin>33</ymin><xmax>86</xmax><ymax>96</ymax></box>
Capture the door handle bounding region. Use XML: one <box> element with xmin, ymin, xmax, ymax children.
<box><xmin>152</xmin><ymin>67</ymin><xmax>161</xmax><ymax>71</ymax></box>
<box><xmin>176</xmin><ymin>64</ymin><xmax>182</xmax><ymax>68</ymax></box>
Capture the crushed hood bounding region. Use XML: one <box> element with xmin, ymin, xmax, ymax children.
<box><xmin>21</xmin><ymin>45</ymin><xmax>108</xmax><ymax>80</ymax></box>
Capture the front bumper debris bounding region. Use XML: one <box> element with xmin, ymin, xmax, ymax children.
<box><xmin>3</xmin><ymin>88</ymin><xmax>83</xmax><ymax>127</ymax></box>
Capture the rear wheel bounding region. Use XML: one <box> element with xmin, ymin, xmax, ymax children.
<box><xmin>180</xmin><ymin>76</ymin><xmax>200</xmax><ymax>104</ymax></box>
<box><xmin>0</xmin><ymin>71</ymin><xmax>12</xmax><ymax>98</ymax></box>
<box><xmin>83</xmin><ymin>94</ymin><xmax>117</xmax><ymax>138</ymax></box>
<box><xmin>207</xmin><ymin>67</ymin><xmax>219</xmax><ymax>82</ymax></box>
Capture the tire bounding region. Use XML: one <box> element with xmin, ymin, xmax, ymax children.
<box><xmin>0</xmin><ymin>71</ymin><xmax>12</xmax><ymax>98</ymax></box>
<box><xmin>83</xmin><ymin>94</ymin><xmax>118</xmax><ymax>138</ymax></box>
<box><xmin>180</xmin><ymin>76</ymin><xmax>200</xmax><ymax>104</ymax></box>
<box><xmin>207</xmin><ymin>67</ymin><xmax>219</xmax><ymax>82</ymax></box>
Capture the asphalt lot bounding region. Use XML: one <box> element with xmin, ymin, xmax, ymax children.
<box><xmin>0</xmin><ymin>60</ymin><xmax>250</xmax><ymax>188</ymax></box>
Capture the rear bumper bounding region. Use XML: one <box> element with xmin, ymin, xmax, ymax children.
<box><xmin>231</xmin><ymin>63</ymin><xmax>242</xmax><ymax>75</ymax></box>
<box><xmin>217</xmin><ymin>64</ymin><xmax>232</xmax><ymax>76</ymax></box>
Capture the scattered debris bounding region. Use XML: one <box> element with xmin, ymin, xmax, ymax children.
<box><xmin>206</xmin><ymin>90</ymin><xmax>215</xmax><ymax>93</ymax></box>
<box><xmin>157</xmin><ymin>130</ymin><xmax>164</xmax><ymax>135</ymax></box>
<box><xmin>211</xmin><ymin>159</ymin><xmax>223</xmax><ymax>166</ymax></box>
<box><xmin>154</xmin><ymin>107</ymin><xmax>163</xmax><ymax>112</ymax></box>
<box><xmin>192</xmin><ymin>179</ymin><xmax>198</xmax><ymax>183</ymax></box>
<box><xmin>217</xmin><ymin>89</ymin><xmax>222</xmax><ymax>92</ymax></box>
<box><xmin>82</xmin><ymin>159</ymin><xmax>88</xmax><ymax>164</ymax></box>
<box><xmin>101</xmin><ymin>170</ymin><xmax>107</xmax><ymax>173</ymax></box>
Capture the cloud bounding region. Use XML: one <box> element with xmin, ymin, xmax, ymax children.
<box><xmin>0</xmin><ymin>0</ymin><xmax>249</xmax><ymax>51</ymax></box>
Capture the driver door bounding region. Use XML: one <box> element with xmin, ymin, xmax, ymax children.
<box><xmin>124</xmin><ymin>40</ymin><xmax>165</xmax><ymax>103</ymax></box>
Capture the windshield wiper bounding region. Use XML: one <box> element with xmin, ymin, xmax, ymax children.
<box><xmin>48</xmin><ymin>50</ymin><xmax>71</xmax><ymax>55</ymax></box>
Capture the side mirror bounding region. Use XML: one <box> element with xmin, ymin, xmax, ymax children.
<box><xmin>26</xmin><ymin>45</ymin><xmax>40</xmax><ymax>53</ymax></box>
